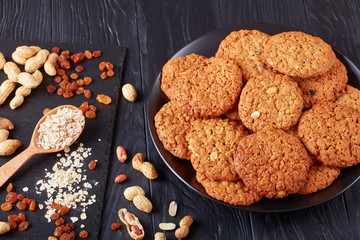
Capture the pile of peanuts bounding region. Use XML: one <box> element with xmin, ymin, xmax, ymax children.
<box><xmin>112</xmin><ymin>146</ymin><xmax>193</xmax><ymax>240</ymax></box>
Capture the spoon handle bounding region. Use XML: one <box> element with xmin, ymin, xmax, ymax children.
<box><xmin>0</xmin><ymin>146</ymin><xmax>37</xmax><ymax>188</ymax></box>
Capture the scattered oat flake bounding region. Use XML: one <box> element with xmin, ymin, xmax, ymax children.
<box><xmin>80</xmin><ymin>224</ymin><xmax>85</xmax><ymax>228</ymax></box>
<box><xmin>22</xmin><ymin>187</ymin><xmax>29</xmax><ymax>192</ymax></box>
<box><xmin>80</xmin><ymin>213</ymin><xmax>87</xmax><ymax>220</ymax></box>
<box><xmin>70</xmin><ymin>217</ymin><xmax>79</xmax><ymax>223</ymax></box>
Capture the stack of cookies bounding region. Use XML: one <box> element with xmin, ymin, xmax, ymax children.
<box><xmin>154</xmin><ymin>30</ymin><xmax>360</xmax><ymax>206</ymax></box>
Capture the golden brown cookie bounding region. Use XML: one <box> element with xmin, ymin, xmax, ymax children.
<box><xmin>161</xmin><ymin>53</ymin><xmax>206</xmax><ymax>99</ymax></box>
<box><xmin>154</xmin><ymin>101</ymin><xmax>199</xmax><ymax>160</ymax></box>
<box><xmin>166</xmin><ymin>57</ymin><xmax>243</xmax><ymax>117</ymax></box>
<box><xmin>298</xmin><ymin>162</ymin><xmax>340</xmax><ymax>195</ymax></box>
<box><xmin>196</xmin><ymin>172</ymin><xmax>262</xmax><ymax>206</ymax></box>
<box><xmin>336</xmin><ymin>84</ymin><xmax>360</xmax><ymax>112</ymax></box>
<box><xmin>264</xmin><ymin>31</ymin><xmax>336</xmax><ymax>78</ymax></box>
<box><xmin>238</xmin><ymin>73</ymin><xmax>303</xmax><ymax>132</ymax></box>
<box><xmin>234</xmin><ymin>128</ymin><xmax>310</xmax><ymax>199</ymax></box>
<box><xmin>186</xmin><ymin>118</ymin><xmax>248</xmax><ymax>181</ymax></box>
<box><xmin>216</xmin><ymin>29</ymin><xmax>271</xmax><ymax>81</ymax></box>
<box><xmin>298</xmin><ymin>102</ymin><xmax>360</xmax><ymax>167</ymax></box>
<box><xmin>293</xmin><ymin>58</ymin><xmax>348</xmax><ymax>109</ymax></box>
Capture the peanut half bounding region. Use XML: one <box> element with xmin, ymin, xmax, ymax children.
<box><xmin>132</xmin><ymin>153</ymin><xmax>158</xmax><ymax>179</ymax></box>
<box><xmin>168</xmin><ymin>201</ymin><xmax>177</xmax><ymax>217</ymax></box>
<box><xmin>159</xmin><ymin>222</ymin><xmax>176</xmax><ymax>231</ymax></box>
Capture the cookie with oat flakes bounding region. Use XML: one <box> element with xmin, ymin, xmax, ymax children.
<box><xmin>154</xmin><ymin>101</ymin><xmax>199</xmax><ymax>160</ymax></box>
<box><xmin>234</xmin><ymin>127</ymin><xmax>310</xmax><ymax>199</ymax></box>
<box><xmin>298</xmin><ymin>102</ymin><xmax>360</xmax><ymax>167</ymax></box>
<box><xmin>161</xmin><ymin>53</ymin><xmax>206</xmax><ymax>99</ymax></box>
<box><xmin>264</xmin><ymin>31</ymin><xmax>336</xmax><ymax>78</ymax></box>
<box><xmin>238</xmin><ymin>73</ymin><xmax>303</xmax><ymax>132</ymax></box>
<box><xmin>216</xmin><ymin>29</ymin><xmax>271</xmax><ymax>81</ymax></box>
<box><xmin>166</xmin><ymin>57</ymin><xmax>243</xmax><ymax>117</ymax></box>
<box><xmin>298</xmin><ymin>161</ymin><xmax>340</xmax><ymax>195</ymax></box>
<box><xmin>196</xmin><ymin>172</ymin><xmax>262</xmax><ymax>206</ymax></box>
<box><xmin>293</xmin><ymin>58</ymin><xmax>348</xmax><ymax>109</ymax></box>
<box><xmin>187</xmin><ymin>118</ymin><xmax>248</xmax><ymax>181</ymax></box>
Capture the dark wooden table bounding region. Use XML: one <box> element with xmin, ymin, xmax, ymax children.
<box><xmin>1</xmin><ymin>1</ymin><xmax>360</xmax><ymax>239</ymax></box>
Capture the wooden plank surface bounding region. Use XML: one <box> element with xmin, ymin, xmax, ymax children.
<box><xmin>0</xmin><ymin>0</ymin><xmax>359</xmax><ymax>239</ymax></box>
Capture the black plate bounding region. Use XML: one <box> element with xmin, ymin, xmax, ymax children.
<box><xmin>147</xmin><ymin>24</ymin><xmax>360</xmax><ymax>212</ymax></box>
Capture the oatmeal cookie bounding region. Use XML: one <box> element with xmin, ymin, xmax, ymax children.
<box><xmin>298</xmin><ymin>102</ymin><xmax>360</xmax><ymax>167</ymax></box>
<box><xmin>234</xmin><ymin>128</ymin><xmax>310</xmax><ymax>199</ymax></box>
<box><xmin>166</xmin><ymin>57</ymin><xmax>243</xmax><ymax>117</ymax></box>
<box><xmin>293</xmin><ymin>58</ymin><xmax>348</xmax><ymax>109</ymax></box>
<box><xmin>187</xmin><ymin>118</ymin><xmax>248</xmax><ymax>181</ymax></box>
<box><xmin>154</xmin><ymin>101</ymin><xmax>199</xmax><ymax>160</ymax></box>
<box><xmin>264</xmin><ymin>31</ymin><xmax>336</xmax><ymax>78</ymax></box>
<box><xmin>196</xmin><ymin>172</ymin><xmax>262</xmax><ymax>206</ymax></box>
<box><xmin>238</xmin><ymin>73</ymin><xmax>303</xmax><ymax>132</ymax></box>
<box><xmin>161</xmin><ymin>53</ymin><xmax>206</xmax><ymax>99</ymax></box>
<box><xmin>216</xmin><ymin>29</ymin><xmax>271</xmax><ymax>81</ymax></box>
<box><xmin>336</xmin><ymin>84</ymin><xmax>360</xmax><ymax>112</ymax></box>
<box><xmin>298</xmin><ymin>162</ymin><xmax>340</xmax><ymax>195</ymax></box>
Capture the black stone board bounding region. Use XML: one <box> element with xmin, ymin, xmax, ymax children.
<box><xmin>0</xmin><ymin>39</ymin><xmax>125</xmax><ymax>239</ymax></box>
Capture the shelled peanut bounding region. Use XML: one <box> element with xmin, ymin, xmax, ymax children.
<box><xmin>118</xmin><ymin>208</ymin><xmax>144</xmax><ymax>240</ymax></box>
<box><xmin>116</xmin><ymin>146</ymin><xmax>127</xmax><ymax>163</ymax></box>
<box><xmin>132</xmin><ymin>153</ymin><xmax>158</xmax><ymax>179</ymax></box>
<box><xmin>0</xmin><ymin>117</ymin><xmax>20</xmax><ymax>156</ymax></box>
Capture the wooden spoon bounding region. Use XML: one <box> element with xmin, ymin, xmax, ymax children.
<box><xmin>0</xmin><ymin>105</ymin><xmax>85</xmax><ymax>188</ymax></box>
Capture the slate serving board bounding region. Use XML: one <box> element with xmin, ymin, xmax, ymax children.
<box><xmin>0</xmin><ymin>39</ymin><xmax>125</xmax><ymax>239</ymax></box>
